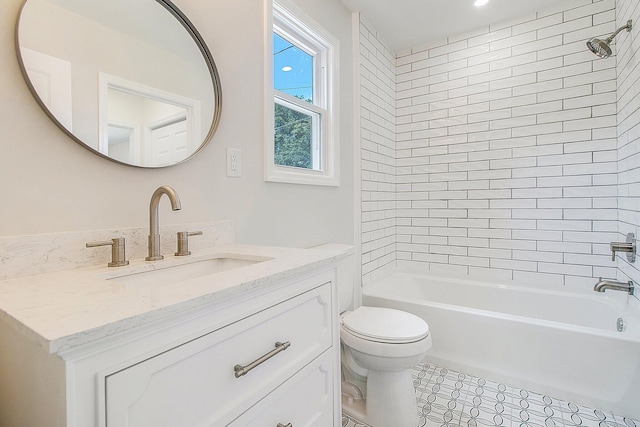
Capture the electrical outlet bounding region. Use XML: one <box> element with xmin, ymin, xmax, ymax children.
<box><xmin>226</xmin><ymin>148</ymin><xmax>241</xmax><ymax>177</ymax></box>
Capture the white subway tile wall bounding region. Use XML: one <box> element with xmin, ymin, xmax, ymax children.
<box><xmin>360</xmin><ymin>16</ymin><xmax>398</xmax><ymax>283</ymax></box>
<box><xmin>616</xmin><ymin>0</ymin><xmax>640</xmax><ymax>290</ymax></box>
<box><xmin>360</xmin><ymin>0</ymin><xmax>640</xmax><ymax>289</ymax></box>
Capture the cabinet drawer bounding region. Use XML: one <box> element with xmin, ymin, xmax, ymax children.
<box><xmin>105</xmin><ymin>283</ymin><xmax>332</xmax><ymax>427</ymax></box>
<box><xmin>228</xmin><ymin>350</ymin><xmax>335</xmax><ymax>427</ymax></box>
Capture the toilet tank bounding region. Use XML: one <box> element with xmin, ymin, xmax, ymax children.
<box><xmin>311</xmin><ymin>244</ymin><xmax>355</xmax><ymax>312</ymax></box>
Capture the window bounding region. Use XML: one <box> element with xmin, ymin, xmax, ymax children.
<box><xmin>266</xmin><ymin>0</ymin><xmax>339</xmax><ymax>186</ymax></box>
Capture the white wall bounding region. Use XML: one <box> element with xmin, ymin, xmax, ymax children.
<box><xmin>358</xmin><ymin>0</ymin><xmax>640</xmax><ymax>290</ymax></box>
<box><xmin>0</xmin><ymin>0</ymin><xmax>354</xmax><ymax>249</ymax></box>
<box><xmin>616</xmin><ymin>0</ymin><xmax>640</xmax><ymax>288</ymax></box>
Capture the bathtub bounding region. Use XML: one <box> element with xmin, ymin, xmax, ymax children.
<box><xmin>363</xmin><ymin>271</ymin><xmax>640</xmax><ymax>419</ymax></box>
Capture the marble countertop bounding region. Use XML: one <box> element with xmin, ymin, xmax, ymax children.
<box><xmin>0</xmin><ymin>244</ymin><xmax>352</xmax><ymax>354</ymax></box>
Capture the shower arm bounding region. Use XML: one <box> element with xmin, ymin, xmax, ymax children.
<box><xmin>605</xmin><ymin>20</ymin><xmax>632</xmax><ymax>43</ymax></box>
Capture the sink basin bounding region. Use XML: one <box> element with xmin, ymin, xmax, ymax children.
<box><xmin>107</xmin><ymin>255</ymin><xmax>271</xmax><ymax>287</ymax></box>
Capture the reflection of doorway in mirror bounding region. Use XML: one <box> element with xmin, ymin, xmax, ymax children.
<box><xmin>20</xmin><ymin>48</ymin><xmax>73</xmax><ymax>131</ymax></box>
<box><xmin>147</xmin><ymin>114</ymin><xmax>188</xmax><ymax>166</ymax></box>
<box><xmin>107</xmin><ymin>121</ymin><xmax>140</xmax><ymax>164</ymax></box>
<box><xmin>98</xmin><ymin>73</ymin><xmax>201</xmax><ymax>167</ymax></box>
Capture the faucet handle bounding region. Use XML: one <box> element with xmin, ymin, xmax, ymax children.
<box><xmin>175</xmin><ymin>231</ymin><xmax>203</xmax><ymax>256</ymax></box>
<box><xmin>86</xmin><ymin>237</ymin><xmax>129</xmax><ymax>267</ymax></box>
<box><xmin>610</xmin><ymin>233</ymin><xmax>636</xmax><ymax>262</ymax></box>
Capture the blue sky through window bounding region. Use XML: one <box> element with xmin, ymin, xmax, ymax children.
<box><xmin>273</xmin><ymin>33</ymin><xmax>313</xmax><ymax>102</ymax></box>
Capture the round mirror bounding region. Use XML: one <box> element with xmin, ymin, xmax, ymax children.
<box><xmin>16</xmin><ymin>0</ymin><xmax>222</xmax><ymax>168</ymax></box>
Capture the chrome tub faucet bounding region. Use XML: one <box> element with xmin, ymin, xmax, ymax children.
<box><xmin>146</xmin><ymin>186</ymin><xmax>181</xmax><ymax>261</ymax></box>
<box><xmin>594</xmin><ymin>278</ymin><xmax>634</xmax><ymax>295</ymax></box>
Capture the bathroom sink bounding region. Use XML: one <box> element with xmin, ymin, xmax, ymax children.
<box><xmin>107</xmin><ymin>255</ymin><xmax>271</xmax><ymax>287</ymax></box>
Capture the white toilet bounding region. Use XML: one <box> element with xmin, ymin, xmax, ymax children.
<box><xmin>311</xmin><ymin>244</ymin><xmax>432</xmax><ymax>426</ymax></box>
<box><xmin>340</xmin><ymin>306</ymin><xmax>432</xmax><ymax>426</ymax></box>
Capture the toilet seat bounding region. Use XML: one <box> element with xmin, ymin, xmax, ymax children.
<box><xmin>341</xmin><ymin>306</ymin><xmax>429</xmax><ymax>344</ymax></box>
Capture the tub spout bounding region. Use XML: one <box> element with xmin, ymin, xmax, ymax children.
<box><xmin>594</xmin><ymin>278</ymin><xmax>634</xmax><ymax>295</ymax></box>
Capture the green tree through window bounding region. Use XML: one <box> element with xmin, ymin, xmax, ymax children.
<box><xmin>274</xmin><ymin>100</ymin><xmax>313</xmax><ymax>168</ymax></box>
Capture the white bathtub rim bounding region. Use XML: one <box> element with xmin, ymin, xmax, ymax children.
<box><xmin>366</xmin><ymin>268</ymin><xmax>635</xmax><ymax>311</ymax></box>
<box><xmin>368</xmin><ymin>268</ymin><xmax>631</xmax><ymax>300</ymax></box>
<box><xmin>364</xmin><ymin>270</ymin><xmax>640</xmax><ymax>342</ymax></box>
<box><xmin>365</xmin><ymin>292</ymin><xmax>640</xmax><ymax>342</ymax></box>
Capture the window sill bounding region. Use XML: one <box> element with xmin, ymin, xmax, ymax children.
<box><xmin>265</xmin><ymin>165</ymin><xmax>339</xmax><ymax>187</ymax></box>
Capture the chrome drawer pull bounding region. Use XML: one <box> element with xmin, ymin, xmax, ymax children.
<box><xmin>277</xmin><ymin>423</ymin><xmax>292</xmax><ymax>427</ymax></box>
<box><xmin>234</xmin><ymin>341</ymin><xmax>291</xmax><ymax>378</ymax></box>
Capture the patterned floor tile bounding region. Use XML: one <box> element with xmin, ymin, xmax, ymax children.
<box><xmin>342</xmin><ymin>360</ymin><xmax>640</xmax><ymax>427</ymax></box>
<box><xmin>342</xmin><ymin>413</ymin><xmax>372</xmax><ymax>427</ymax></box>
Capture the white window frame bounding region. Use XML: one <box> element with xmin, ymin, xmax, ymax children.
<box><xmin>265</xmin><ymin>0</ymin><xmax>340</xmax><ymax>186</ymax></box>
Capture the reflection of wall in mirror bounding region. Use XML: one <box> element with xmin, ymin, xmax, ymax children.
<box><xmin>19</xmin><ymin>0</ymin><xmax>214</xmax><ymax>151</ymax></box>
<box><xmin>19</xmin><ymin>47</ymin><xmax>72</xmax><ymax>130</ymax></box>
<box><xmin>107</xmin><ymin>124</ymin><xmax>134</xmax><ymax>164</ymax></box>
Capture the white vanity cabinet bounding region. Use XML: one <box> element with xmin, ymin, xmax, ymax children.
<box><xmin>105</xmin><ymin>282</ymin><xmax>333</xmax><ymax>427</ymax></box>
<box><xmin>0</xmin><ymin>257</ymin><xmax>343</xmax><ymax>427</ymax></box>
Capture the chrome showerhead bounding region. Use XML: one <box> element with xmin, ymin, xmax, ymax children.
<box><xmin>586</xmin><ymin>37</ymin><xmax>612</xmax><ymax>58</ymax></box>
<box><xmin>586</xmin><ymin>20</ymin><xmax>633</xmax><ymax>59</ymax></box>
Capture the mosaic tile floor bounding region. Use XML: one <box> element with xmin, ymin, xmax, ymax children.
<box><xmin>342</xmin><ymin>361</ymin><xmax>639</xmax><ymax>427</ymax></box>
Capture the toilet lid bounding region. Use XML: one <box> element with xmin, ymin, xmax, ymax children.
<box><xmin>341</xmin><ymin>306</ymin><xmax>429</xmax><ymax>344</ymax></box>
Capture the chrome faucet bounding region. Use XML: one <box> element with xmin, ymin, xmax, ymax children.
<box><xmin>594</xmin><ymin>277</ymin><xmax>634</xmax><ymax>295</ymax></box>
<box><xmin>146</xmin><ymin>186</ymin><xmax>181</xmax><ymax>261</ymax></box>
